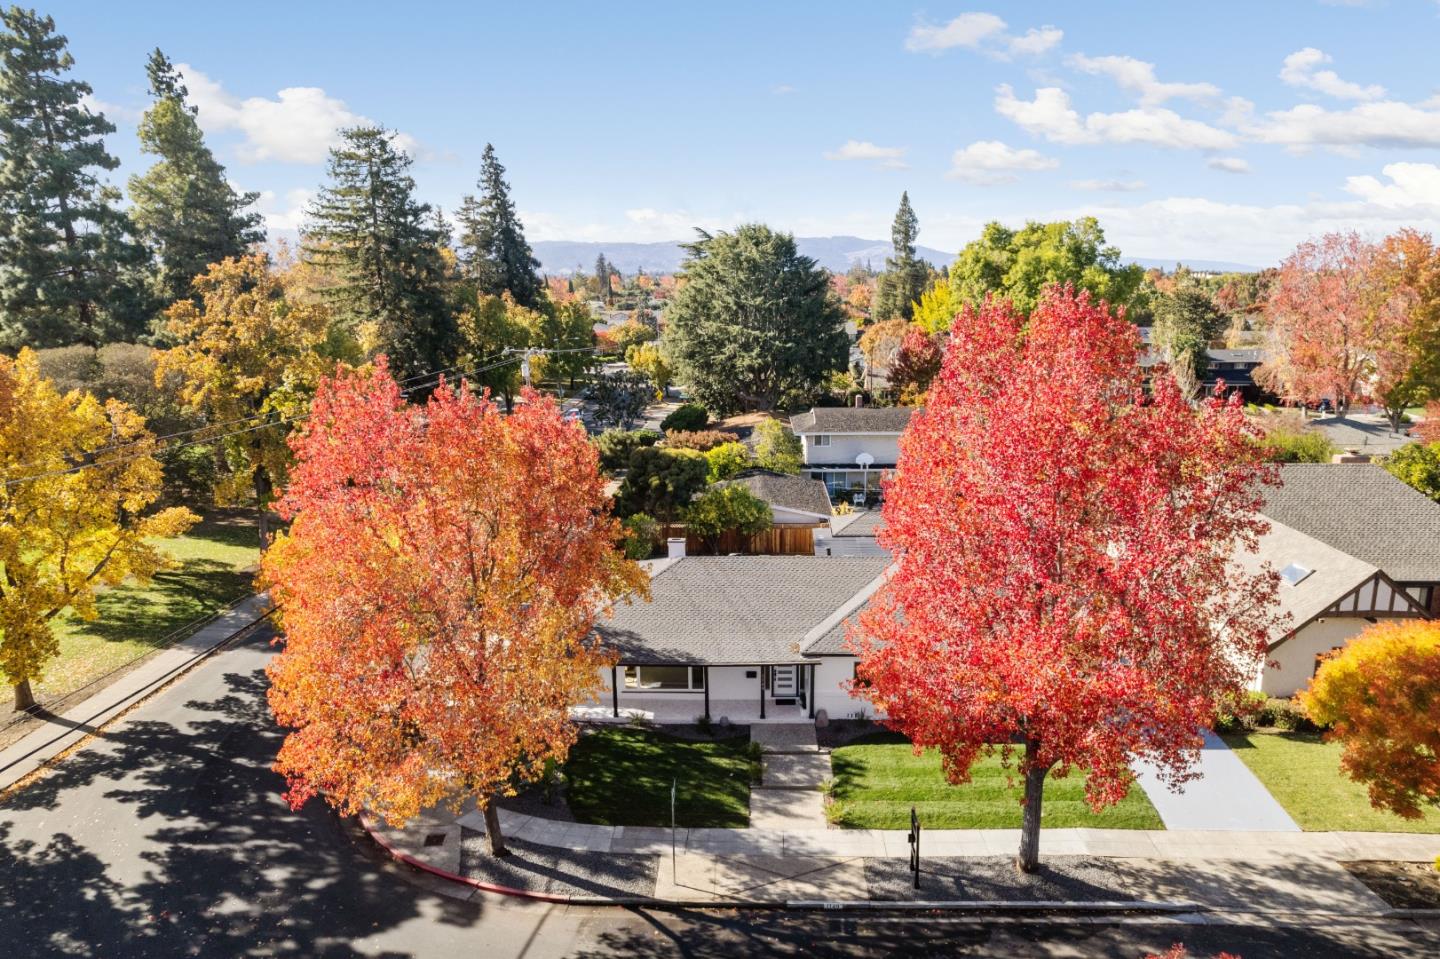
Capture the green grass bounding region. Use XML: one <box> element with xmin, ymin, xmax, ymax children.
<box><xmin>828</xmin><ymin>733</ymin><xmax>1164</xmax><ymax>830</ymax></box>
<box><xmin>1222</xmin><ymin>730</ymin><xmax>1440</xmax><ymax>833</ymax></box>
<box><xmin>564</xmin><ymin>726</ymin><xmax>758</xmax><ymax>827</ymax></box>
<box><xmin>32</xmin><ymin>513</ymin><xmax>260</xmax><ymax>705</ymax></box>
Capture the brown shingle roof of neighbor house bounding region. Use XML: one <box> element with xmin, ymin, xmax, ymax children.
<box><xmin>1260</xmin><ymin>463</ymin><xmax>1440</xmax><ymax>583</ymax></box>
<box><xmin>594</xmin><ymin>555</ymin><xmax>890</xmax><ymax>665</ymax></box>
<box><xmin>716</xmin><ymin>469</ymin><xmax>833</xmax><ymax>519</ymax></box>
<box><xmin>789</xmin><ymin>406</ymin><xmax>915</xmax><ymax>435</ymax></box>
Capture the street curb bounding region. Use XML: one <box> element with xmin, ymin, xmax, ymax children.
<box><xmin>0</xmin><ymin>597</ymin><xmax>276</xmax><ymax>794</ymax></box>
<box><xmin>358</xmin><ymin>813</ymin><xmax>1205</xmax><ymax>914</ymax></box>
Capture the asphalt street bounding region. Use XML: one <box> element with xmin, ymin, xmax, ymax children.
<box><xmin>2</xmin><ymin>625</ymin><xmax>1438</xmax><ymax>958</ymax></box>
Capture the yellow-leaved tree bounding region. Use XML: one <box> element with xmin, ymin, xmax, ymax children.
<box><xmin>0</xmin><ymin>350</ymin><xmax>196</xmax><ymax>710</ymax></box>
<box><xmin>156</xmin><ymin>255</ymin><xmax>337</xmax><ymax>547</ymax></box>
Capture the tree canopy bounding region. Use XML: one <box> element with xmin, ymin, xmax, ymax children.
<box><xmin>851</xmin><ymin>287</ymin><xmax>1279</xmax><ymax>872</ymax></box>
<box><xmin>947</xmin><ymin>218</ymin><xmax>1145</xmax><ymax>320</ymax></box>
<box><xmin>456</xmin><ymin>144</ymin><xmax>542</xmax><ymax>309</ymax></box>
<box><xmin>663</xmin><ymin>224</ymin><xmax>848</xmax><ymax>413</ymax></box>
<box><xmin>262</xmin><ymin>363</ymin><xmax>645</xmax><ymax>852</ymax></box>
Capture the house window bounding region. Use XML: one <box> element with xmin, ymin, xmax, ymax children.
<box><xmin>812</xmin><ymin>434</ymin><xmax>832</xmax><ymax>447</ymax></box>
<box><xmin>624</xmin><ymin>665</ymin><xmax>705</xmax><ymax>691</ymax></box>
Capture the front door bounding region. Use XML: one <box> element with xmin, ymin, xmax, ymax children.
<box><xmin>771</xmin><ymin>665</ymin><xmax>797</xmax><ymax>700</ymax></box>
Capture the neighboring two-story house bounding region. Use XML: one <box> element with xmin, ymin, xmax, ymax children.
<box><xmin>788</xmin><ymin>405</ymin><xmax>914</xmax><ymax>506</ymax></box>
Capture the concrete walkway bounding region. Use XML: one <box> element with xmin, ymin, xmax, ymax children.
<box><xmin>1131</xmin><ymin>730</ymin><xmax>1301</xmax><ymax>832</ymax></box>
<box><xmin>0</xmin><ymin>593</ymin><xmax>273</xmax><ymax>792</ymax></box>
<box><xmin>749</xmin><ymin>724</ymin><xmax>830</xmax><ymax>829</ymax></box>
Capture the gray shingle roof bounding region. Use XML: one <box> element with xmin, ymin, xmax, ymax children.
<box><xmin>595</xmin><ymin>556</ymin><xmax>890</xmax><ymax>665</ymax></box>
<box><xmin>1234</xmin><ymin>519</ymin><xmax>1379</xmax><ymax>646</ymax></box>
<box><xmin>717</xmin><ymin>469</ymin><xmax>832</xmax><ymax>519</ymax></box>
<box><xmin>789</xmin><ymin>407</ymin><xmax>915</xmax><ymax>435</ymax></box>
<box><xmin>1260</xmin><ymin>463</ymin><xmax>1440</xmax><ymax>583</ymax></box>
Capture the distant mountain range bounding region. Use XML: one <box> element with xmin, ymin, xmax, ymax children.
<box><xmin>531</xmin><ymin>236</ymin><xmax>954</xmax><ymax>276</ymax></box>
<box><xmin>530</xmin><ymin>237</ymin><xmax>1261</xmax><ymax>276</ymax></box>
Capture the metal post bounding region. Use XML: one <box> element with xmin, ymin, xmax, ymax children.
<box><xmin>670</xmin><ymin>778</ymin><xmax>678</xmax><ymax>883</ymax></box>
<box><xmin>703</xmin><ymin>666</ymin><xmax>710</xmax><ymax>721</ymax></box>
<box><xmin>908</xmin><ymin>806</ymin><xmax>921</xmax><ymax>889</ymax></box>
<box><xmin>759</xmin><ymin>666</ymin><xmax>766</xmax><ymax>720</ymax></box>
<box><xmin>611</xmin><ymin>666</ymin><xmax>619</xmax><ymax>718</ymax></box>
<box><xmin>808</xmin><ymin>664</ymin><xmax>816</xmax><ymax>719</ymax></box>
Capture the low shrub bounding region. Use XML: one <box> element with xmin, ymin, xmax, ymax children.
<box><xmin>594</xmin><ymin>428</ymin><xmax>661</xmax><ymax>472</ymax></box>
<box><xmin>660</xmin><ymin>402</ymin><xmax>709</xmax><ymax>433</ymax></box>
<box><xmin>1263</xmin><ymin>422</ymin><xmax>1339</xmax><ymax>463</ymax></box>
<box><xmin>695</xmin><ymin>714</ymin><xmax>713</xmax><ymax>736</ymax></box>
<box><xmin>1213</xmin><ymin>689</ymin><xmax>1268</xmax><ymax>733</ymax></box>
<box><xmin>664</xmin><ymin>429</ymin><xmax>739</xmax><ymax>452</ymax></box>
<box><xmin>620</xmin><ymin>513</ymin><xmax>660</xmax><ymax>559</ymax></box>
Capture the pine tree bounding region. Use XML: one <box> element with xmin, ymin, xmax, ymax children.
<box><xmin>0</xmin><ymin>7</ymin><xmax>148</xmax><ymax>348</ymax></box>
<box><xmin>595</xmin><ymin>253</ymin><xmax>611</xmax><ymax>304</ymax></box>
<box><xmin>873</xmin><ymin>192</ymin><xmax>928</xmax><ymax>322</ymax></box>
<box><xmin>303</xmin><ymin>126</ymin><xmax>454</xmax><ymax>381</ymax></box>
<box><xmin>129</xmin><ymin>48</ymin><xmax>263</xmax><ymax>309</ymax></box>
<box><xmin>455</xmin><ymin>144</ymin><xmax>542</xmax><ymax>308</ymax></box>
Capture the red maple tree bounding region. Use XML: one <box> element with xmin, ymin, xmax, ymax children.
<box><xmin>851</xmin><ymin>287</ymin><xmax>1281</xmax><ymax>871</ymax></box>
<box><xmin>262</xmin><ymin>361</ymin><xmax>646</xmax><ymax>854</ymax></box>
<box><xmin>889</xmin><ymin>327</ymin><xmax>944</xmax><ymax>403</ymax></box>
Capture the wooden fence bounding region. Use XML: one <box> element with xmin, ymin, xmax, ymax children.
<box><xmin>658</xmin><ymin>523</ymin><xmax>824</xmax><ymax>556</ymax></box>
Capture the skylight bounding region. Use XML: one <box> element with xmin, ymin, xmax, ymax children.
<box><xmin>1280</xmin><ymin>563</ymin><xmax>1313</xmax><ymax>587</ymax></box>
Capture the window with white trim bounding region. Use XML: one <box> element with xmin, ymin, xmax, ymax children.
<box><xmin>812</xmin><ymin>434</ymin><xmax>831</xmax><ymax>447</ymax></box>
<box><xmin>624</xmin><ymin>665</ymin><xmax>706</xmax><ymax>691</ymax></box>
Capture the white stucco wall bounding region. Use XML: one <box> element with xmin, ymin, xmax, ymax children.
<box><xmin>802</xmin><ymin>434</ymin><xmax>901</xmax><ymax>467</ymax></box>
<box><xmin>1257</xmin><ymin>617</ymin><xmax>1372</xmax><ymax>698</ymax></box>
<box><xmin>771</xmin><ymin>505</ymin><xmax>827</xmax><ymax>526</ymax></box>
<box><xmin>811</xmin><ymin>656</ymin><xmax>880</xmax><ymax>720</ymax></box>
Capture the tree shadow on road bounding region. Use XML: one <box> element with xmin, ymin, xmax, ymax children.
<box><xmin>0</xmin><ymin>637</ymin><xmax>489</xmax><ymax>957</ymax></box>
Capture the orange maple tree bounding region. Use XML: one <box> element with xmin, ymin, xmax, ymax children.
<box><xmin>262</xmin><ymin>361</ymin><xmax>646</xmax><ymax>854</ymax></box>
<box><xmin>1301</xmin><ymin>620</ymin><xmax>1440</xmax><ymax>820</ymax></box>
<box><xmin>852</xmin><ymin>287</ymin><xmax>1281</xmax><ymax>872</ymax></box>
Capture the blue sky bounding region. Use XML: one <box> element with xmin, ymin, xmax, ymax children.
<box><xmin>42</xmin><ymin>0</ymin><xmax>1440</xmax><ymax>266</ymax></box>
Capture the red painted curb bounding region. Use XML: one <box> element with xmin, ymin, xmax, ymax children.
<box><xmin>358</xmin><ymin>812</ymin><xmax>575</xmax><ymax>904</ymax></box>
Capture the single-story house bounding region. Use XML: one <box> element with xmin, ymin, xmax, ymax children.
<box><xmin>1261</xmin><ymin>463</ymin><xmax>1440</xmax><ymax>616</ymax></box>
<box><xmin>1241</xmin><ymin>518</ymin><xmax>1430</xmax><ymax>696</ymax></box>
<box><xmin>579</xmin><ymin>553</ymin><xmax>890</xmax><ymax>724</ymax></box>
<box><xmin>716</xmin><ymin>469</ymin><xmax>833</xmax><ymax>526</ymax></box>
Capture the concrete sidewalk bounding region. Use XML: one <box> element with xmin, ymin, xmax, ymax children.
<box><xmin>0</xmin><ymin>593</ymin><xmax>273</xmax><ymax>792</ymax></box>
<box><xmin>1132</xmin><ymin>729</ymin><xmax>1301</xmax><ymax>832</ymax></box>
<box><xmin>369</xmin><ymin>803</ymin><xmax>1440</xmax><ymax>911</ymax></box>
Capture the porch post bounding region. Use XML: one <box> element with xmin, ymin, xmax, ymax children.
<box><xmin>808</xmin><ymin>664</ymin><xmax>816</xmax><ymax>719</ymax></box>
<box><xmin>703</xmin><ymin>666</ymin><xmax>710</xmax><ymax>721</ymax></box>
<box><xmin>759</xmin><ymin>666</ymin><xmax>766</xmax><ymax>720</ymax></box>
<box><xmin>611</xmin><ymin>665</ymin><xmax>619</xmax><ymax>718</ymax></box>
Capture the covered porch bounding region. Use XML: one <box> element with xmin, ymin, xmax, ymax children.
<box><xmin>575</xmin><ymin>662</ymin><xmax>821</xmax><ymax>725</ymax></box>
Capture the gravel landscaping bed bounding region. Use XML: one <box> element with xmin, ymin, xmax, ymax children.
<box><xmin>458</xmin><ymin>828</ymin><xmax>658</xmax><ymax>897</ymax></box>
<box><xmin>1344</xmin><ymin>860</ymin><xmax>1440</xmax><ymax>909</ymax></box>
<box><xmin>864</xmin><ymin>856</ymin><xmax>1144</xmax><ymax>902</ymax></box>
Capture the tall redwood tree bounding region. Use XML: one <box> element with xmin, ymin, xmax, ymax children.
<box><xmin>851</xmin><ymin>287</ymin><xmax>1281</xmax><ymax>871</ymax></box>
<box><xmin>262</xmin><ymin>362</ymin><xmax>646</xmax><ymax>854</ymax></box>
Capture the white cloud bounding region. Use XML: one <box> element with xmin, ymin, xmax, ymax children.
<box><xmin>256</xmin><ymin>188</ymin><xmax>314</xmax><ymax>232</ymax></box>
<box><xmin>1343</xmin><ymin>161</ymin><xmax>1440</xmax><ymax>210</ymax></box>
<box><xmin>904</xmin><ymin>12</ymin><xmax>1007</xmax><ymax>52</ymax></box>
<box><xmin>1244</xmin><ymin>99</ymin><xmax>1440</xmax><ymax>149</ymax></box>
<box><xmin>1069</xmin><ymin>178</ymin><xmax>1147</xmax><ymax>192</ymax></box>
<box><xmin>80</xmin><ymin>92</ymin><xmax>140</xmax><ymax>123</ymax></box>
<box><xmin>1208</xmin><ymin>156</ymin><xmax>1251</xmax><ymax>174</ymax></box>
<box><xmin>771</xmin><ymin>84</ymin><xmax>796</xmax><ymax>96</ymax></box>
<box><xmin>947</xmin><ymin>140</ymin><xmax>1058</xmax><ymax>183</ymax></box>
<box><xmin>994</xmin><ymin>85</ymin><xmax>1238</xmax><ymax>150</ymax></box>
<box><xmin>178</xmin><ymin>63</ymin><xmax>417</xmax><ymax>164</ymax></box>
<box><xmin>823</xmin><ymin>139</ymin><xmax>908</xmax><ymax>169</ymax></box>
<box><xmin>905</xmin><ymin>13</ymin><xmax>1061</xmax><ymax>58</ymax></box>
<box><xmin>1007</xmin><ymin>26</ymin><xmax>1064</xmax><ymax>57</ymax></box>
<box><xmin>1066</xmin><ymin>54</ymin><xmax>1220</xmax><ymax>106</ymax></box>
<box><xmin>1279</xmin><ymin>47</ymin><xmax>1385</xmax><ymax>101</ymax></box>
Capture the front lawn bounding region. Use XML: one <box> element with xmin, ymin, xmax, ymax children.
<box><xmin>828</xmin><ymin>733</ymin><xmax>1164</xmax><ymax>830</ymax></box>
<box><xmin>31</xmin><ymin>513</ymin><xmax>260</xmax><ymax>706</ymax></box>
<box><xmin>564</xmin><ymin>725</ymin><xmax>758</xmax><ymax>828</ymax></box>
<box><xmin>1222</xmin><ymin>730</ymin><xmax>1440</xmax><ymax>833</ymax></box>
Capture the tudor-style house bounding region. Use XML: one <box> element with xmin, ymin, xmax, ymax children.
<box><xmin>788</xmin><ymin>404</ymin><xmax>914</xmax><ymax>506</ymax></box>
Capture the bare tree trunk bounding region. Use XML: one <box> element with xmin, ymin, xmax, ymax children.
<box><xmin>13</xmin><ymin>679</ymin><xmax>35</xmax><ymax>712</ymax></box>
<box><xmin>254</xmin><ymin>464</ymin><xmax>275</xmax><ymax>551</ymax></box>
<box><xmin>482</xmin><ymin>800</ymin><xmax>509</xmax><ymax>857</ymax></box>
<box><xmin>1017</xmin><ymin>740</ymin><xmax>1053</xmax><ymax>874</ymax></box>
<box><xmin>1386</xmin><ymin>406</ymin><xmax>1405</xmax><ymax>433</ymax></box>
